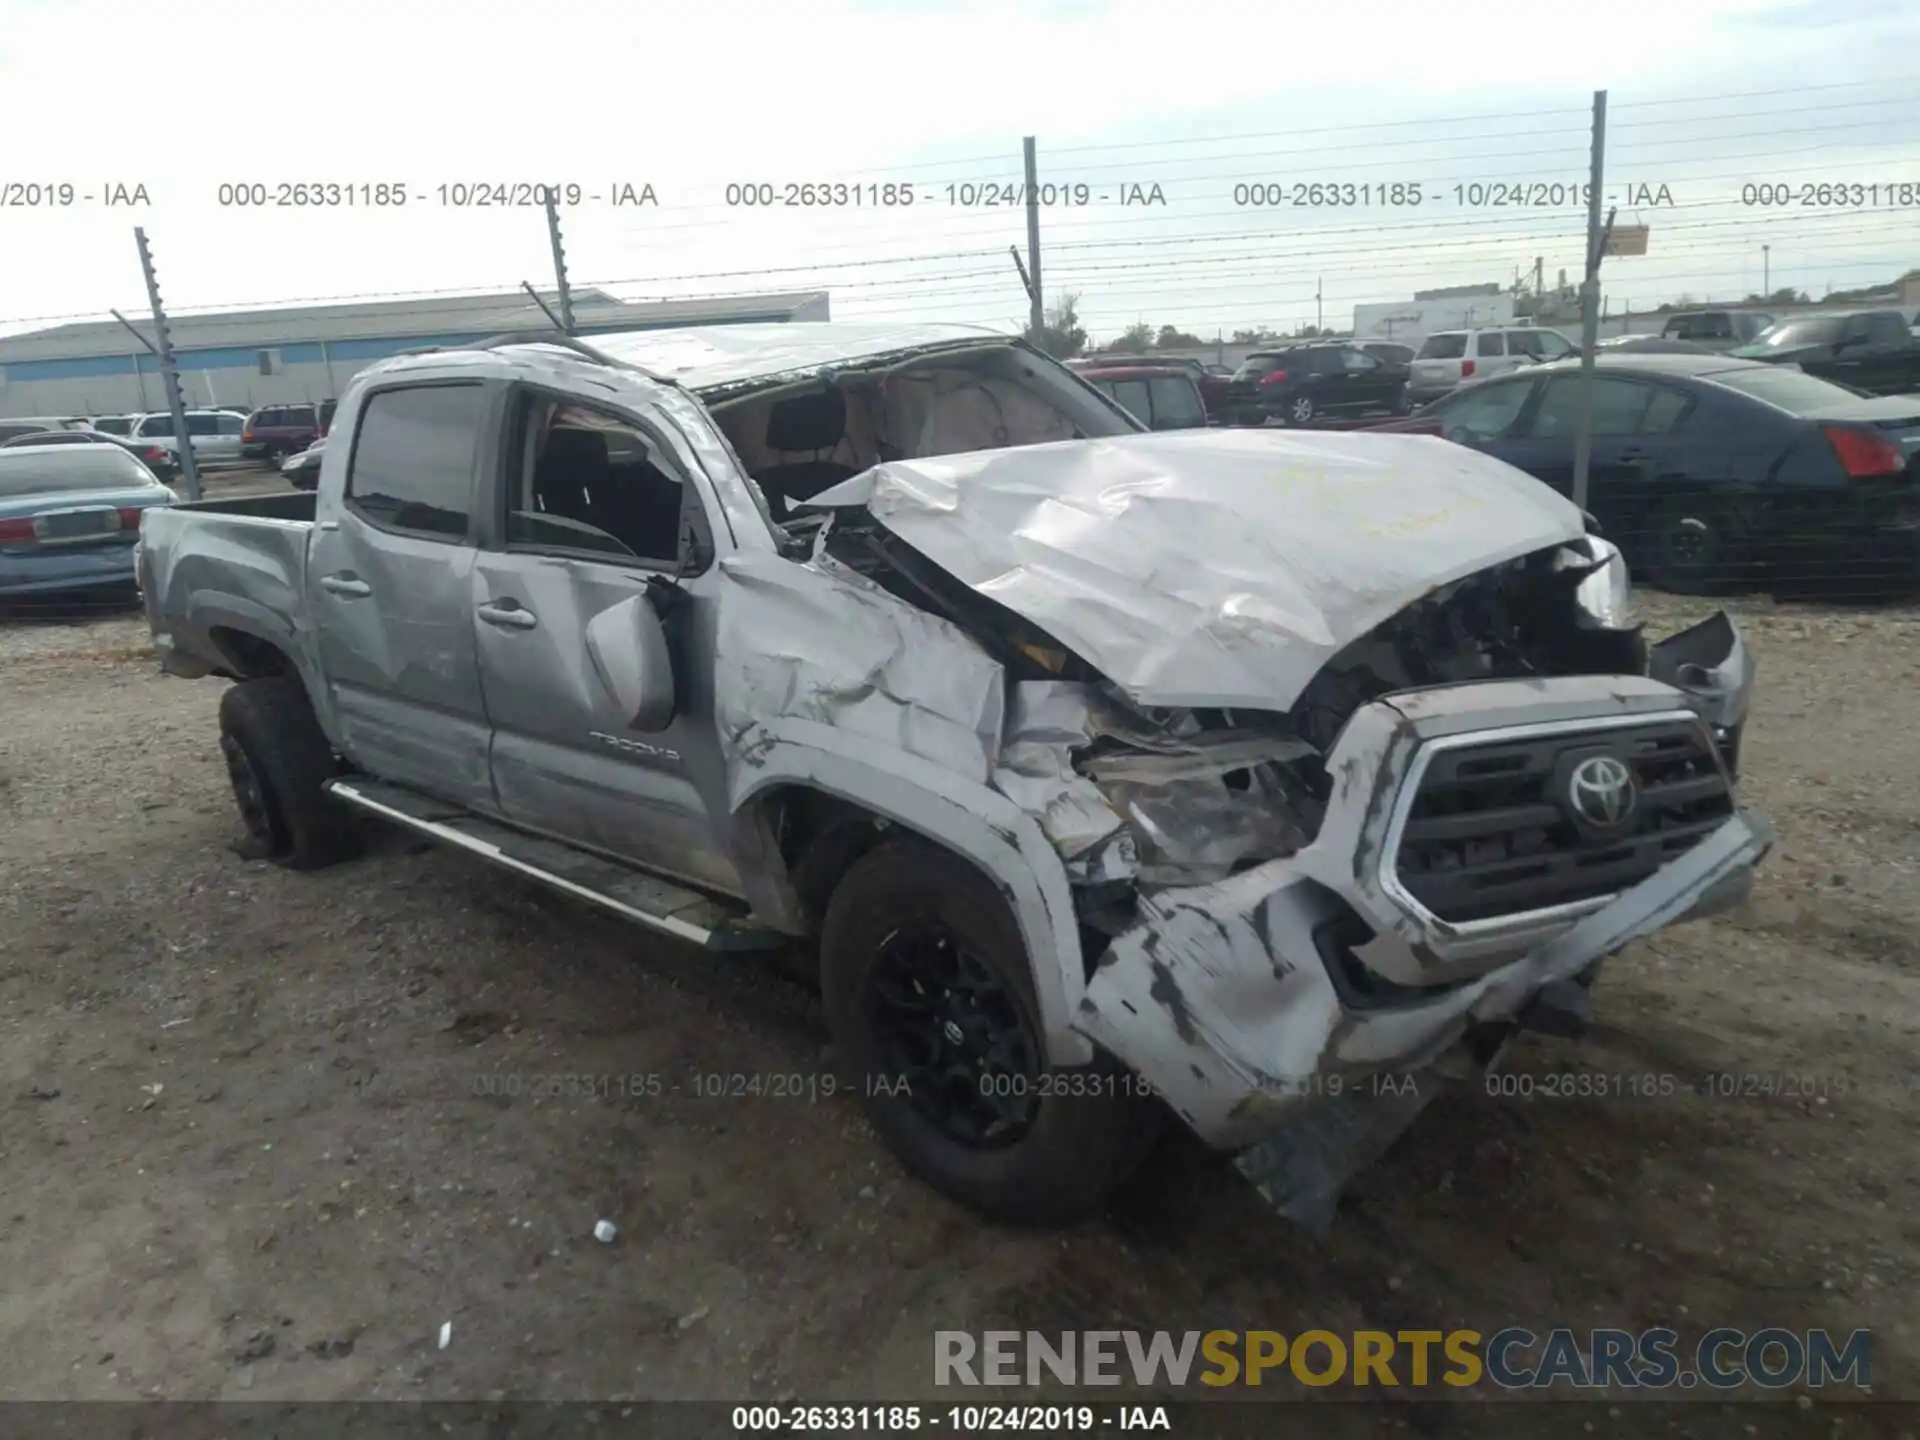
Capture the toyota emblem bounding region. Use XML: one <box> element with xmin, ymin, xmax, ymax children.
<box><xmin>1567</xmin><ymin>755</ymin><xmax>1637</xmax><ymax>827</ymax></box>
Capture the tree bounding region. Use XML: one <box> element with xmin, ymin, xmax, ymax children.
<box><xmin>1230</xmin><ymin>327</ymin><xmax>1282</xmax><ymax>345</ymax></box>
<box><xmin>1153</xmin><ymin>324</ymin><xmax>1204</xmax><ymax>349</ymax></box>
<box><xmin>1096</xmin><ymin>321</ymin><xmax>1157</xmax><ymax>355</ymax></box>
<box><xmin>1031</xmin><ymin>292</ymin><xmax>1087</xmax><ymax>359</ymax></box>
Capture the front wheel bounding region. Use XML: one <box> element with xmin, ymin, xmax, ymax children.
<box><xmin>1390</xmin><ymin>383</ymin><xmax>1412</xmax><ymax>416</ymax></box>
<box><xmin>1286</xmin><ymin>395</ymin><xmax>1316</xmax><ymax>426</ymax></box>
<box><xmin>819</xmin><ymin>839</ymin><xmax>1158</xmax><ymax>1224</ymax></box>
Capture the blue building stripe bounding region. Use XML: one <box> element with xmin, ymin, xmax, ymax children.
<box><xmin>0</xmin><ymin>313</ymin><xmax>798</xmax><ymax>385</ymax></box>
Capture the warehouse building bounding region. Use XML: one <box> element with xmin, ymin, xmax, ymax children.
<box><xmin>0</xmin><ymin>287</ymin><xmax>831</xmax><ymax>418</ymax></box>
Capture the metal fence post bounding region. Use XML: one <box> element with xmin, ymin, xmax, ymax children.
<box><xmin>1571</xmin><ymin>90</ymin><xmax>1608</xmax><ymax>514</ymax></box>
<box><xmin>132</xmin><ymin>228</ymin><xmax>201</xmax><ymax>501</ymax></box>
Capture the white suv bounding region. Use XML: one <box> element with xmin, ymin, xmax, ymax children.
<box><xmin>1407</xmin><ymin>327</ymin><xmax>1576</xmax><ymax>405</ymax></box>
<box><xmin>132</xmin><ymin>409</ymin><xmax>247</xmax><ymax>465</ymax></box>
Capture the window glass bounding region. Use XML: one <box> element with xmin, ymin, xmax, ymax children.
<box><xmin>1417</xmin><ymin>333</ymin><xmax>1468</xmax><ymax>360</ymax></box>
<box><xmin>0</xmin><ymin>447</ymin><xmax>149</xmax><ymax>497</ymax></box>
<box><xmin>1232</xmin><ymin>353</ymin><xmax>1288</xmax><ymax>380</ymax></box>
<box><xmin>92</xmin><ymin>416</ymin><xmax>132</xmax><ymax>435</ymax></box>
<box><xmin>219</xmin><ymin>413</ymin><xmax>245</xmax><ymax>434</ymax></box>
<box><xmin>508</xmin><ymin>399</ymin><xmax>686</xmax><ymax>567</ymax></box>
<box><xmin>185</xmin><ymin>413</ymin><xmax>219</xmax><ymax>436</ymax></box>
<box><xmin>137</xmin><ymin>416</ymin><xmax>170</xmax><ymax>437</ymax></box>
<box><xmin>1339</xmin><ymin>348</ymin><xmax>1377</xmax><ymax>372</ymax></box>
<box><xmin>1433</xmin><ymin>378</ymin><xmax>1533</xmax><ymax>441</ymax></box>
<box><xmin>1708</xmin><ymin>366</ymin><xmax>1876</xmax><ymax>413</ymax></box>
<box><xmin>1475</xmin><ymin>333</ymin><xmax>1507</xmax><ymax>357</ymax></box>
<box><xmin>1641</xmin><ymin>386</ymin><xmax>1692</xmax><ymax>433</ymax></box>
<box><xmin>1754</xmin><ymin>317</ymin><xmax>1843</xmax><ymax>348</ymax></box>
<box><xmin>1531</xmin><ymin>376</ymin><xmax>1655</xmax><ymax>438</ymax></box>
<box><xmin>346</xmin><ymin>383</ymin><xmax>486</xmax><ymax>539</ymax></box>
<box><xmin>1304</xmin><ymin>348</ymin><xmax>1342</xmax><ymax>375</ymax></box>
<box><xmin>1108</xmin><ymin>378</ymin><xmax>1152</xmax><ymax>423</ymax></box>
<box><xmin>1146</xmin><ymin>376</ymin><xmax>1205</xmax><ymax>425</ymax></box>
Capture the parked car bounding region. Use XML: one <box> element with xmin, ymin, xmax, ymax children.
<box><xmin>0</xmin><ymin>416</ymin><xmax>94</xmax><ymax>442</ymax></box>
<box><xmin>0</xmin><ymin>443</ymin><xmax>178</xmax><ymax>597</ymax></box>
<box><xmin>1071</xmin><ymin>356</ymin><xmax>1228</xmax><ymax>419</ymax></box>
<box><xmin>1222</xmin><ymin>341</ymin><xmax>1411</xmax><ymax>425</ymax></box>
<box><xmin>281</xmin><ymin>438</ymin><xmax>325</xmax><ymax>490</ymax></box>
<box><xmin>243</xmin><ymin>401</ymin><xmax>336</xmax><ymax>461</ymax></box>
<box><xmin>1596</xmin><ymin>334</ymin><xmax>1718</xmax><ymax>355</ymax></box>
<box><xmin>88</xmin><ymin>415</ymin><xmax>139</xmax><ymax>437</ymax></box>
<box><xmin>1075</xmin><ymin>364</ymin><xmax>1211</xmax><ymax>430</ymax></box>
<box><xmin>1365</xmin><ymin>354</ymin><xmax>1920</xmax><ymax>595</ymax></box>
<box><xmin>1659</xmin><ymin>310</ymin><xmax>1773</xmax><ymax>351</ymax></box>
<box><xmin>138</xmin><ymin>322</ymin><xmax>1768</xmax><ymax>1231</ymax></box>
<box><xmin>0</xmin><ymin>427</ymin><xmax>181</xmax><ymax>480</ymax></box>
<box><xmin>1406</xmin><ymin>327</ymin><xmax>1578</xmax><ymax>406</ymax></box>
<box><xmin>1730</xmin><ymin>309</ymin><xmax>1920</xmax><ymax>397</ymax></box>
<box><xmin>131</xmin><ymin>409</ymin><xmax>247</xmax><ymax>466</ymax></box>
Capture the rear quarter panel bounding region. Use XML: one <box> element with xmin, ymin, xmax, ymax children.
<box><xmin>140</xmin><ymin>506</ymin><xmax>339</xmax><ymax>741</ymax></box>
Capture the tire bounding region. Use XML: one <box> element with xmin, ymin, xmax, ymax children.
<box><xmin>217</xmin><ymin>676</ymin><xmax>357</xmax><ymax>870</ymax></box>
<box><xmin>1286</xmin><ymin>395</ymin><xmax>1316</xmax><ymax>426</ymax></box>
<box><xmin>1638</xmin><ymin>496</ymin><xmax>1743</xmax><ymax>596</ymax></box>
<box><xmin>819</xmin><ymin>838</ymin><xmax>1158</xmax><ymax>1224</ymax></box>
<box><xmin>1390</xmin><ymin>383</ymin><xmax>1412</xmax><ymax>416</ymax></box>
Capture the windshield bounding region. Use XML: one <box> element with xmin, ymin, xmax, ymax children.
<box><xmin>1751</xmin><ymin>317</ymin><xmax>1843</xmax><ymax>349</ymax></box>
<box><xmin>0</xmin><ymin>446</ymin><xmax>153</xmax><ymax>498</ymax></box>
<box><xmin>1707</xmin><ymin>366</ymin><xmax>1878</xmax><ymax>412</ymax></box>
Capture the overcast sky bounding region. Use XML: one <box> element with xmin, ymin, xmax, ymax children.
<box><xmin>1</xmin><ymin>0</ymin><xmax>1916</xmax><ymax>344</ymax></box>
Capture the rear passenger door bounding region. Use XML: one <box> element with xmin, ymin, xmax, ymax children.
<box><xmin>308</xmin><ymin>378</ymin><xmax>501</xmax><ymax>810</ymax></box>
<box><xmin>469</xmin><ymin>387</ymin><xmax>739</xmax><ymax>894</ymax></box>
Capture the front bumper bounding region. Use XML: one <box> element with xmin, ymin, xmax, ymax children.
<box><xmin>1072</xmin><ymin>614</ymin><xmax>1767</xmax><ymax>1220</ymax></box>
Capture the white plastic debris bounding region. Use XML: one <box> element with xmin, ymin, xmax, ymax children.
<box><xmin>437</xmin><ymin>1322</ymin><xmax>452</xmax><ymax>1350</ymax></box>
<box><xmin>593</xmin><ymin>1220</ymin><xmax>617</xmax><ymax>1244</ymax></box>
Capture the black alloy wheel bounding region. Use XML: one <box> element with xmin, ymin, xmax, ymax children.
<box><xmin>867</xmin><ymin>919</ymin><xmax>1042</xmax><ymax>1148</ymax></box>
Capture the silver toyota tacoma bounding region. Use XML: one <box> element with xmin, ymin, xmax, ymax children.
<box><xmin>138</xmin><ymin>323</ymin><xmax>1771</xmax><ymax>1229</ymax></box>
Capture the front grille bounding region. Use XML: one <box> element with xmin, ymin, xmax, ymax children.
<box><xmin>1392</xmin><ymin>717</ymin><xmax>1735</xmax><ymax>925</ymax></box>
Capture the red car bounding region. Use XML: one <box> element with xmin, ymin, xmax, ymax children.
<box><xmin>1073</xmin><ymin>363</ymin><xmax>1212</xmax><ymax>430</ymax></box>
<box><xmin>1071</xmin><ymin>355</ymin><xmax>1230</xmax><ymax>419</ymax></box>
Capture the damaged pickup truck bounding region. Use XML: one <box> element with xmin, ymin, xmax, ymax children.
<box><xmin>138</xmin><ymin>322</ymin><xmax>1771</xmax><ymax>1229</ymax></box>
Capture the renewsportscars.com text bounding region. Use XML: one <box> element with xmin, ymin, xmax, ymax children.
<box><xmin>934</xmin><ymin>1328</ymin><xmax>1872</xmax><ymax>1392</ymax></box>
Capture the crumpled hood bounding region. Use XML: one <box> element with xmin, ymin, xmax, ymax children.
<box><xmin>805</xmin><ymin>429</ymin><xmax>1588</xmax><ymax>712</ymax></box>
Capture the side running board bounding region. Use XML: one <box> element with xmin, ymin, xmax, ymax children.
<box><xmin>325</xmin><ymin>778</ymin><xmax>784</xmax><ymax>953</ymax></box>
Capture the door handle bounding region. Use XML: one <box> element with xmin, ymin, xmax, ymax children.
<box><xmin>320</xmin><ymin>574</ymin><xmax>371</xmax><ymax>597</ymax></box>
<box><xmin>477</xmin><ymin>600</ymin><xmax>539</xmax><ymax>630</ymax></box>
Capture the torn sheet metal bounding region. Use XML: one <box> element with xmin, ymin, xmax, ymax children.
<box><xmin>987</xmin><ymin>682</ymin><xmax>1129</xmax><ymax>859</ymax></box>
<box><xmin>592</xmin><ymin>323</ymin><xmax>1011</xmax><ymax>399</ymax></box>
<box><xmin>712</xmin><ymin>549</ymin><xmax>1005</xmax><ymax>782</ymax></box>
<box><xmin>803</xmin><ymin>430</ymin><xmax>1589</xmax><ymax>712</ymax></box>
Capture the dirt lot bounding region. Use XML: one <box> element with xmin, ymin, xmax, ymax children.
<box><xmin>1</xmin><ymin>570</ymin><xmax>1917</xmax><ymax>1427</ymax></box>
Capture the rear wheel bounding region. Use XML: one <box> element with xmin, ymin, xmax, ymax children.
<box><xmin>218</xmin><ymin>676</ymin><xmax>357</xmax><ymax>869</ymax></box>
<box><xmin>1286</xmin><ymin>395</ymin><xmax>1317</xmax><ymax>426</ymax></box>
<box><xmin>1639</xmin><ymin>496</ymin><xmax>1743</xmax><ymax>595</ymax></box>
<box><xmin>819</xmin><ymin>838</ymin><xmax>1158</xmax><ymax>1223</ymax></box>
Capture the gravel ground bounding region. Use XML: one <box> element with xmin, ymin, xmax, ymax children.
<box><xmin>1</xmin><ymin>585</ymin><xmax>1916</xmax><ymax>1431</ymax></box>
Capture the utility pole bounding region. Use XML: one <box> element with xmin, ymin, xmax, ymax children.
<box><xmin>1022</xmin><ymin>136</ymin><xmax>1044</xmax><ymax>345</ymax></box>
<box><xmin>1762</xmin><ymin>243</ymin><xmax>1770</xmax><ymax>296</ymax></box>
<box><xmin>1315</xmin><ymin>278</ymin><xmax>1323</xmax><ymax>333</ymax></box>
<box><xmin>544</xmin><ymin>188</ymin><xmax>575</xmax><ymax>334</ymax></box>
<box><xmin>1570</xmin><ymin>90</ymin><xmax>1608</xmax><ymax>514</ymax></box>
<box><xmin>131</xmin><ymin>228</ymin><xmax>200</xmax><ymax>501</ymax></box>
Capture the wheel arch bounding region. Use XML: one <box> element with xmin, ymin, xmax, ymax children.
<box><xmin>727</xmin><ymin>723</ymin><xmax>1094</xmax><ymax>1067</ymax></box>
<box><xmin>188</xmin><ymin>594</ymin><xmax>342</xmax><ymax>746</ymax></box>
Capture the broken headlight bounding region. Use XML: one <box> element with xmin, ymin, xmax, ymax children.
<box><xmin>1569</xmin><ymin>535</ymin><xmax>1633</xmax><ymax>629</ymax></box>
<box><xmin>1082</xmin><ymin>736</ymin><xmax>1317</xmax><ymax>888</ymax></box>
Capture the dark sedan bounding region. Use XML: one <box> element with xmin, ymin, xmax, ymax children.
<box><xmin>0</xmin><ymin>445</ymin><xmax>179</xmax><ymax>598</ymax></box>
<box><xmin>1366</xmin><ymin>354</ymin><xmax>1920</xmax><ymax>596</ymax></box>
<box><xmin>0</xmin><ymin>426</ymin><xmax>181</xmax><ymax>480</ymax></box>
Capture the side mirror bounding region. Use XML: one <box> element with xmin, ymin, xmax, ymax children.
<box><xmin>584</xmin><ymin>592</ymin><xmax>676</xmax><ymax>733</ymax></box>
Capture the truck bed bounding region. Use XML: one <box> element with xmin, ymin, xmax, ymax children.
<box><xmin>139</xmin><ymin>495</ymin><xmax>316</xmax><ymax>680</ymax></box>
